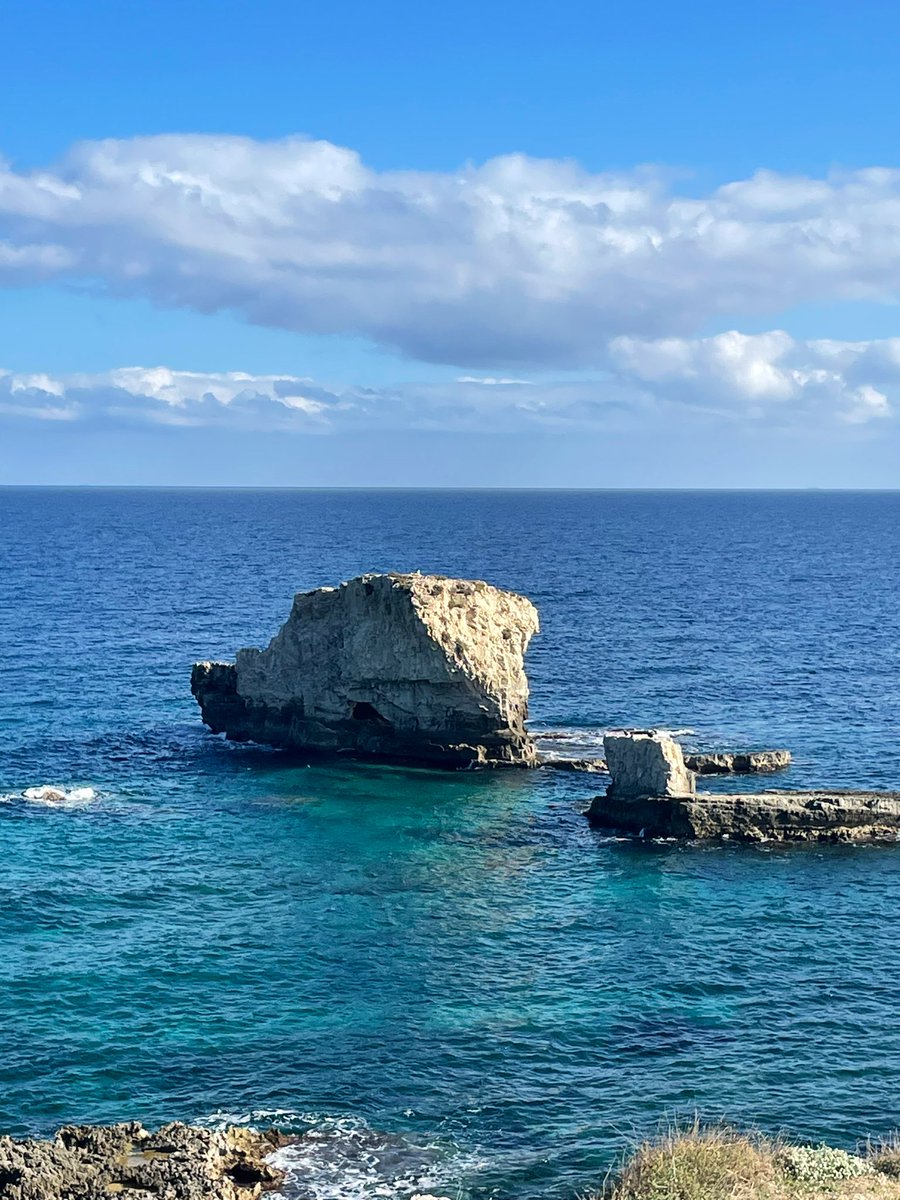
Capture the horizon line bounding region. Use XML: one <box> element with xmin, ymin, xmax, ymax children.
<box><xmin>2</xmin><ymin>484</ymin><xmax>900</xmax><ymax>494</ymax></box>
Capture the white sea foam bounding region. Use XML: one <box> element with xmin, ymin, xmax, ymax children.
<box><xmin>203</xmin><ymin>1110</ymin><xmax>479</xmax><ymax>1200</ymax></box>
<box><xmin>2</xmin><ymin>785</ymin><xmax>98</xmax><ymax>807</ymax></box>
<box><xmin>533</xmin><ymin>725</ymin><xmax>698</xmax><ymax>763</ymax></box>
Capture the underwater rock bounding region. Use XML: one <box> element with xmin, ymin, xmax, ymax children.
<box><xmin>684</xmin><ymin>749</ymin><xmax>792</xmax><ymax>774</ymax></box>
<box><xmin>192</xmin><ymin>572</ymin><xmax>540</xmax><ymax>769</ymax></box>
<box><xmin>0</xmin><ymin>1121</ymin><xmax>285</xmax><ymax>1200</ymax></box>
<box><xmin>587</xmin><ymin>787</ymin><xmax>900</xmax><ymax>842</ymax></box>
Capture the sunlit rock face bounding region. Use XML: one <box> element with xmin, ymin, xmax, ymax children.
<box><xmin>192</xmin><ymin>572</ymin><xmax>540</xmax><ymax>768</ymax></box>
<box><xmin>602</xmin><ymin>730</ymin><xmax>696</xmax><ymax>800</ymax></box>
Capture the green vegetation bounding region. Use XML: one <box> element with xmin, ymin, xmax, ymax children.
<box><xmin>602</xmin><ymin>1121</ymin><xmax>900</xmax><ymax>1200</ymax></box>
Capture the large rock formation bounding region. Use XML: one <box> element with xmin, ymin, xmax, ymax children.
<box><xmin>192</xmin><ymin>573</ymin><xmax>540</xmax><ymax>768</ymax></box>
<box><xmin>0</xmin><ymin>1122</ymin><xmax>284</xmax><ymax>1199</ymax></box>
<box><xmin>588</xmin><ymin>730</ymin><xmax>900</xmax><ymax>842</ymax></box>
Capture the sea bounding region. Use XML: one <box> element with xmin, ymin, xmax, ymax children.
<box><xmin>1</xmin><ymin>488</ymin><xmax>899</xmax><ymax>1199</ymax></box>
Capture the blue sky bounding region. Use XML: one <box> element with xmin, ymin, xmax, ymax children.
<box><xmin>2</xmin><ymin>0</ymin><xmax>900</xmax><ymax>485</ymax></box>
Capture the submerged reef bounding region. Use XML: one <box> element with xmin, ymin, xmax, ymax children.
<box><xmin>192</xmin><ymin>572</ymin><xmax>540</xmax><ymax>769</ymax></box>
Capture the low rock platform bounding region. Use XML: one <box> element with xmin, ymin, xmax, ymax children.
<box><xmin>0</xmin><ymin>1122</ymin><xmax>284</xmax><ymax>1199</ymax></box>
<box><xmin>684</xmin><ymin>749</ymin><xmax>792</xmax><ymax>774</ymax></box>
<box><xmin>587</xmin><ymin>788</ymin><xmax>900</xmax><ymax>842</ymax></box>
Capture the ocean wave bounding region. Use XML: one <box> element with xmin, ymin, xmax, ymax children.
<box><xmin>203</xmin><ymin>1110</ymin><xmax>481</xmax><ymax>1200</ymax></box>
<box><xmin>1</xmin><ymin>785</ymin><xmax>98</xmax><ymax>807</ymax></box>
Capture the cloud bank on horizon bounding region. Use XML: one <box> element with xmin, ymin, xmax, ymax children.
<box><xmin>2</xmin><ymin>132</ymin><xmax>900</xmax><ymax>430</ymax></box>
<box><xmin>1</xmin><ymin>331</ymin><xmax>895</xmax><ymax>431</ymax></box>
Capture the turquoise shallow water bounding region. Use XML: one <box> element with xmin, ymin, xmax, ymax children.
<box><xmin>1</xmin><ymin>489</ymin><xmax>899</xmax><ymax>1198</ymax></box>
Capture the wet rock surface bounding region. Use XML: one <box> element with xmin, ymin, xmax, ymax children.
<box><xmin>193</xmin><ymin>573</ymin><xmax>540</xmax><ymax>769</ymax></box>
<box><xmin>0</xmin><ymin>1122</ymin><xmax>285</xmax><ymax>1200</ymax></box>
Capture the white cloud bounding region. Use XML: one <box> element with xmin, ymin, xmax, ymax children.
<box><xmin>4</xmin><ymin>136</ymin><xmax>900</xmax><ymax>366</ymax></box>
<box><xmin>1</xmin><ymin>332</ymin><xmax>895</xmax><ymax>433</ymax></box>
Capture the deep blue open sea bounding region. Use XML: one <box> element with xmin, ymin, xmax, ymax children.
<box><xmin>1</xmin><ymin>488</ymin><xmax>899</xmax><ymax>1199</ymax></box>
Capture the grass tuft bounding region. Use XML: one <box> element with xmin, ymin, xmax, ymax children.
<box><xmin>599</xmin><ymin>1121</ymin><xmax>900</xmax><ymax>1200</ymax></box>
<box><xmin>603</xmin><ymin>1120</ymin><xmax>777</xmax><ymax>1200</ymax></box>
<box><xmin>868</xmin><ymin>1134</ymin><xmax>900</xmax><ymax>1179</ymax></box>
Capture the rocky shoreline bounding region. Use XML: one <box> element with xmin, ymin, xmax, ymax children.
<box><xmin>0</xmin><ymin>1122</ymin><xmax>285</xmax><ymax>1200</ymax></box>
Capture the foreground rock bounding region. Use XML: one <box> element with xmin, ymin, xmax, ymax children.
<box><xmin>684</xmin><ymin>749</ymin><xmax>792</xmax><ymax>774</ymax></box>
<box><xmin>587</xmin><ymin>730</ymin><xmax>900</xmax><ymax>842</ymax></box>
<box><xmin>193</xmin><ymin>573</ymin><xmax>540</xmax><ymax>769</ymax></box>
<box><xmin>0</xmin><ymin>1122</ymin><xmax>284</xmax><ymax>1199</ymax></box>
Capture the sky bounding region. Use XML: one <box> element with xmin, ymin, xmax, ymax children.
<box><xmin>2</xmin><ymin>0</ymin><xmax>900</xmax><ymax>486</ymax></box>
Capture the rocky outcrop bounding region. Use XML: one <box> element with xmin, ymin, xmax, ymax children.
<box><xmin>603</xmin><ymin>730</ymin><xmax>695</xmax><ymax>799</ymax></box>
<box><xmin>684</xmin><ymin>749</ymin><xmax>792</xmax><ymax>775</ymax></box>
<box><xmin>0</xmin><ymin>1122</ymin><xmax>284</xmax><ymax>1199</ymax></box>
<box><xmin>587</xmin><ymin>787</ymin><xmax>900</xmax><ymax>842</ymax></box>
<box><xmin>192</xmin><ymin>573</ymin><xmax>540</xmax><ymax>769</ymax></box>
<box><xmin>588</xmin><ymin>730</ymin><xmax>900</xmax><ymax>842</ymax></box>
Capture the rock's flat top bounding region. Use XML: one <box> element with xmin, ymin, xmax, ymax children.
<box><xmin>588</xmin><ymin>788</ymin><xmax>900</xmax><ymax>843</ymax></box>
<box><xmin>0</xmin><ymin>1122</ymin><xmax>283</xmax><ymax>1200</ymax></box>
<box><xmin>193</xmin><ymin>573</ymin><xmax>539</xmax><ymax>768</ymax></box>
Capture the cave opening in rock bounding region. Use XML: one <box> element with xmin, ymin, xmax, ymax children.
<box><xmin>351</xmin><ymin>701</ymin><xmax>391</xmax><ymax>725</ymax></box>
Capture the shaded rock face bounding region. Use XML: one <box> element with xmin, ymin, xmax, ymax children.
<box><xmin>193</xmin><ymin>573</ymin><xmax>540</xmax><ymax>768</ymax></box>
<box><xmin>0</xmin><ymin>1121</ymin><xmax>284</xmax><ymax>1200</ymax></box>
<box><xmin>603</xmin><ymin>730</ymin><xmax>695</xmax><ymax>800</ymax></box>
<box><xmin>587</xmin><ymin>788</ymin><xmax>900</xmax><ymax>843</ymax></box>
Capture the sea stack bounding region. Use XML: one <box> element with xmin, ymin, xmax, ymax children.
<box><xmin>192</xmin><ymin>572</ymin><xmax>540</xmax><ymax>768</ymax></box>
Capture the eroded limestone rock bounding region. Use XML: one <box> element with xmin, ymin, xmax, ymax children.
<box><xmin>192</xmin><ymin>573</ymin><xmax>540</xmax><ymax>768</ymax></box>
<box><xmin>603</xmin><ymin>730</ymin><xmax>696</xmax><ymax>800</ymax></box>
<box><xmin>0</xmin><ymin>1121</ymin><xmax>284</xmax><ymax>1200</ymax></box>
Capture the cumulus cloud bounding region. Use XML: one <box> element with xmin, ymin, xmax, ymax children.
<box><xmin>1</xmin><ymin>332</ymin><xmax>896</xmax><ymax>433</ymax></box>
<box><xmin>3</xmin><ymin>135</ymin><xmax>900</xmax><ymax>366</ymax></box>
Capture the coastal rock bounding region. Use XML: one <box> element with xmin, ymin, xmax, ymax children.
<box><xmin>586</xmin><ymin>788</ymin><xmax>900</xmax><ymax>842</ymax></box>
<box><xmin>192</xmin><ymin>572</ymin><xmax>540</xmax><ymax>768</ymax></box>
<box><xmin>540</xmin><ymin>756</ymin><xmax>609</xmax><ymax>773</ymax></box>
<box><xmin>684</xmin><ymin>749</ymin><xmax>792</xmax><ymax>775</ymax></box>
<box><xmin>603</xmin><ymin>730</ymin><xmax>696</xmax><ymax>799</ymax></box>
<box><xmin>0</xmin><ymin>1121</ymin><xmax>284</xmax><ymax>1200</ymax></box>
